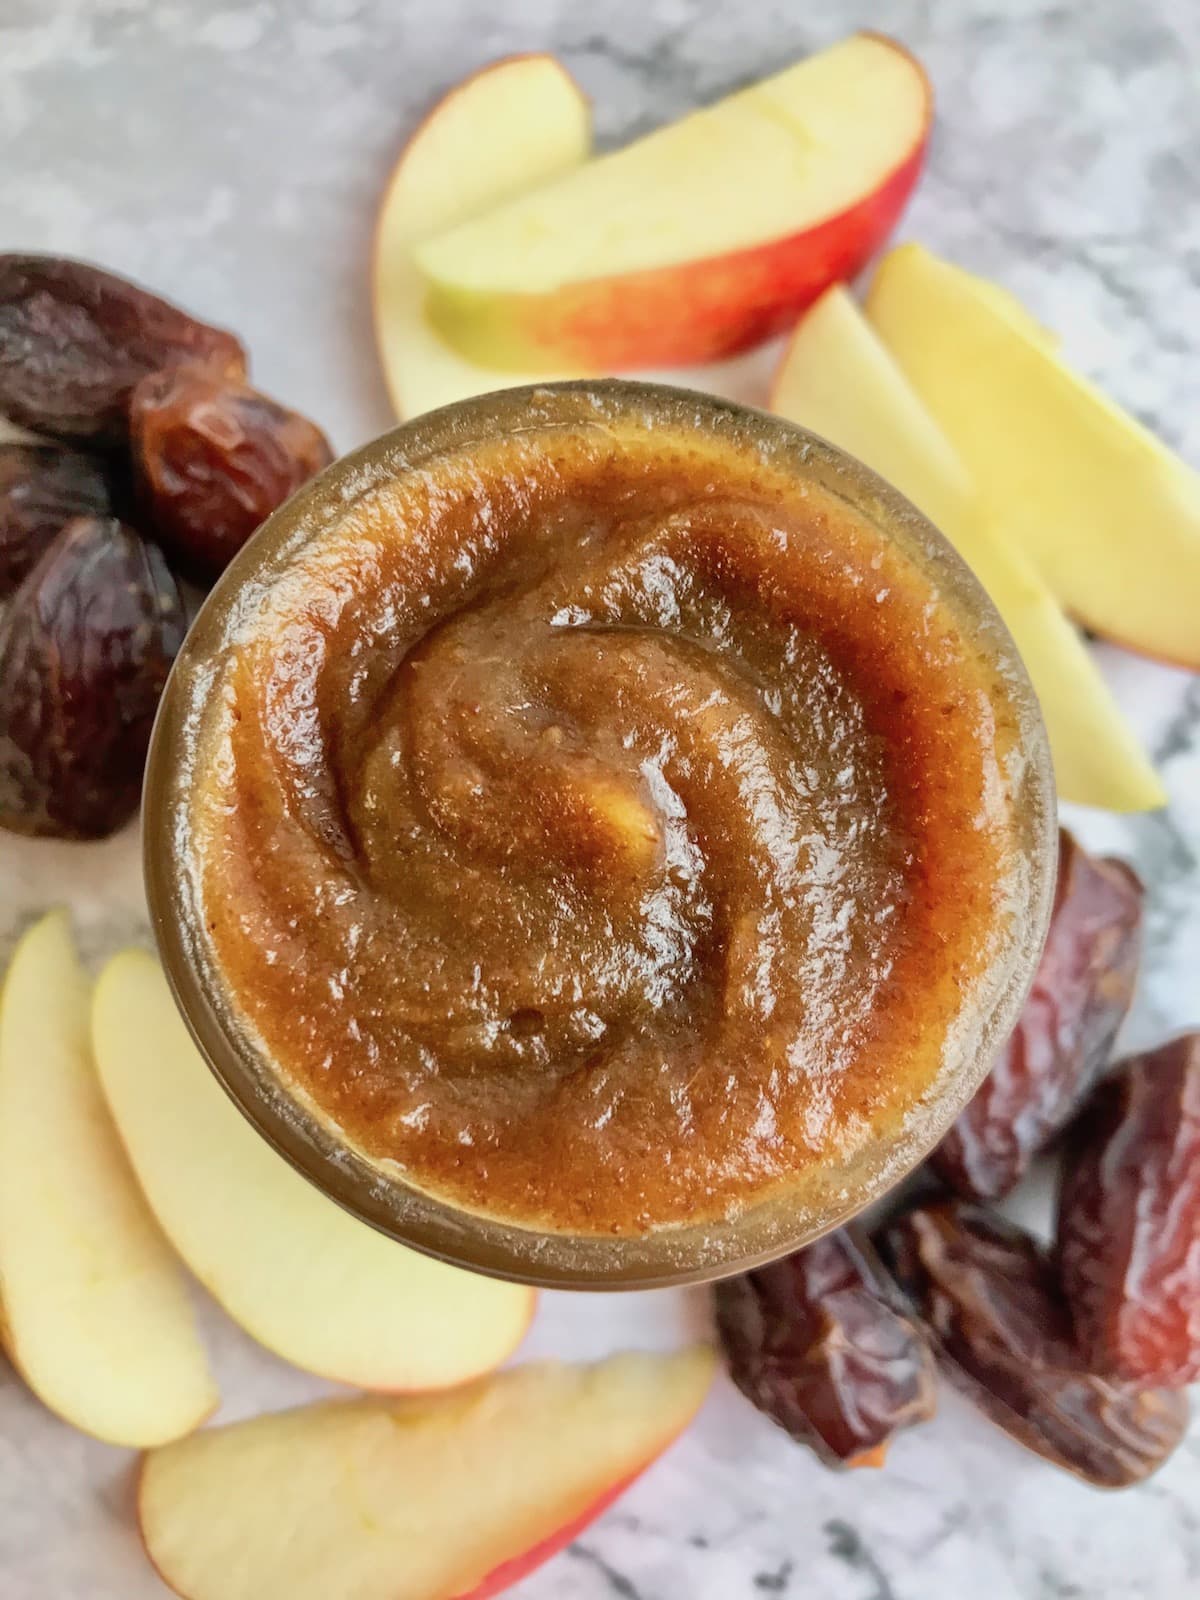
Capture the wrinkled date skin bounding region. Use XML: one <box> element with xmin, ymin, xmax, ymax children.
<box><xmin>0</xmin><ymin>443</ymin><xmax>116</xmax><ymax>597</ymax></box>
<box><xmin>131</xmin><ymin>367</ymin><xmax>333</xmax><ymax>578</ymax></box>
<box><xmin>932</xmin><ymin>829</ymin><xmax>1143</xmax><ymax>1199</ymax></box>
<box><xmin>1058</xmin><ymin>1035</ymin><xmax>1200</xmax><ymax>1387</ymax></box>
<box><xmin>0</xmin><ymin>255</ymin><xmax>246</xmax><ymax>444</ymax></box>
<box><xmin>715</xmin><ymin>1226</ymin><xmax>938</xmax><ymax>1468</ymax></box>
<box><xmin>880</xmin><ymin>1202</ymin><xmax>1188</xmax><ymax>1487</ymax></box>
<box><xmin>0</xmin><ymin>515</ymin><xmax>187</xmax><ymax>839</ymax></box>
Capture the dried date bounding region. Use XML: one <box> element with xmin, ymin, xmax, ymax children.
<box><xmin>0</xmin><ymin>443</ymin><xmax>116</xmax><ymax>597</ymax></box>
<box><xmin>880</xmin><ymin>1201</ymin><xmax>1188</xmax><ymax>1487</ymax></box>
<box><xmin>0</xmin><ymin>514</ymin><xmax>187</xmax><ymax>839</ymax></box>
<box><xmin>932</xmin><ymin>829</ymin><xmax>1143</xmax><ymax>1199</ymax></box>
<box><xmin>0</xmin><ymin>255</ymin><xmax>245</xmax><ymax>444</ymax></box>
<box><xmin>1058</xmin><ymin>1034</ymin><xmax>1200</xmax><ymax>1387</ymax></box>
<box><xmin>715</xmin><ymin>1226</ymin><xmax>938</xmax><ymax>1468</ymax></box>
<box><xmin>131</xmin><ymin>367</ymin><xmax>333</xmax><ymax>577</ymax></box>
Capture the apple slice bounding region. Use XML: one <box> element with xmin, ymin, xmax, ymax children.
<box><xmin>373</xmin><ymin>54</ymin><xmax>592</xmax><ymax>420</ymax></box>
<box><xmin>92</xmin><ymin>949</ymin><xmax>535</xmax><ymax>1390</ymax></box>
<box><xmin>771</xmin><ymin>285</ymin><xmax>975</xmax><ymax>535</ymax></box>
<box><xmin>413</xmin><ymin>32</ymin><xmax>930</xmax><ymax>371</ymax></box>
<box><xmin>866</xmin><ymin>243</ymin><xmax>1200</xmax><ymax>668</ymax></box>
<box><xmin>966</xmin><ymin>275</ymin><xmax>1058</xmax><ymax>349</ymax></box>
<box><xmin>770</xmin><ymin>287</ymin><xmax>1164</xmax><ymax>811</ymax></box>
<box><xmin>0</xmin><ymin>912</ymin><xmax>215</xmax><ymax>1446</ymax></box>
<box><xmin>139</xmin><ymin>1347</ymin><xmax>715</xmax><ymax>1600</ymax></box>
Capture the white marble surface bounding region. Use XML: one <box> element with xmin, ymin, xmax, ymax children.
<box><xmin>2</xmin><ymin>1</ymin><xmax>1200</xmax><ymax>1596</ymax></box>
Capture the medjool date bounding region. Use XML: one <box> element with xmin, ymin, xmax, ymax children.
<box><xmin>131</xmin><ymin>366</ymin><xmax>333</xmax><ymax>577</ymax></box>
<box><xmin>0</xmin><ymin>514</ymin><xmax>186</xmax><ymax>839</ymax></box>
<box><xmin>932</xmin><ymin>829</ymin><xmax>1142</xmax><ymax>1199</ymax></box>
<box><xmin>881</xmin><ymin>1201</ymin><xmax>1187</xmax><ymax>1488</ymax></box>
<box><xmin>716</xmin><ymin>1227</ymin><xmax>937</xmax><ymax>1468</ymax></box>
<box><xmin>1058</xmin><ymin>1034</ymin><xmax>1200</xmax><ymax>1387</ymax></box>
<box><xmin>0</xmin><ymin>443</ymin><xmax>116</xmax><ymax>596</ymax></box>
<box><xmin>0</xmin><ymin>255</ymin><xmax>245</xmax><ymax>444</ymax></box>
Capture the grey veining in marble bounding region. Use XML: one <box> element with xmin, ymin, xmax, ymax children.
<box><xmin>1</xmin><ymin>2</ymin><xmax>1199</xmax><ymax>1597</ymax></box>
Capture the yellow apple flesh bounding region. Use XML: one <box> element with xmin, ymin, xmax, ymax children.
<box><xmin>414</xmin><ymin>33</ymin><xmax>930</xmax><ymax>370</ymax></box>
<box><xmin>867</xmin><ymin>243</ymin><xmax>1200</xmax><ymax>668</ymax></box>
<box><xmin>772</xmin><ymin>285</ymin><xmax>975</xmax><ymax>534</ymax></box>
<box><xmin>92</xmin><ymin>950</ymin><xmax>535</xmax><ymax>1390</ymax></box>
<box><xmin>770</xmin><ymin>286</ymin><xmax>1163</xmax><ymax>811</ymax></box>
<box><xmin>138</xmin><ymin>1348</ymin><xmax>715</xmax><ymax>1600</ymax></box>
<box><xmin>956</xmin><ymin>272</ymin><xmax>1058</xmax><ymax>349</ymax></box>
<box><xmin>0</xmin><ymin>913</ymin><xmax>215</xmax><ymax>1446</ymax></box>
<box><xmin>374</xmin><ymin>54</ymin><xmax>592</xmax><ymax>420</ymax></box>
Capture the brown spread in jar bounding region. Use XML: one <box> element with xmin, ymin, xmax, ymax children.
<box><xmin>188</xmin><ymin>393</ymin><xmax>1030</xmax><ymax>1236</ymax></box>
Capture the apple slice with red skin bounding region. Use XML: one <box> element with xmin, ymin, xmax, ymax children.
<box><xmin>456</xmin><ymin>1474</ymin><xmax>638</xmax><ymax>1600</ymax></box>
<box><xmin>138</xmin><ymin>1348</ymin><xmax>716</xmax><ymax>1600</ymax></box>
<box><xmin>413</xmin><ymin>33</ymin><xmax>931</xmax><ymax>370</ymax></box>
<box><xmin>373</xmin><ymin>54</ymin><xmax>592</xmax><ymax>420</ymax></box>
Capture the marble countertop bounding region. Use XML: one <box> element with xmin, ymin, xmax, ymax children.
<box><xmin>1</xmin><ymin>1</ymin><xmax>1199</xmax><ymax>1596</ymax></box>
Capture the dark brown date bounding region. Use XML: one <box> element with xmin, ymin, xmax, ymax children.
<box><xmin>932</xmin><ymin>829</ymin><xmax>1143</xmax><ymax>1199</ymax></box>
<box><xmin>131</xmin><ymin>367</ymin><xmax>333</xmax><ymax>578</ymax></box>
<box><xmin>1058</xmin><ymin>1034</ymin><xmax>1200</xmax><ymax>1387</ymax></box>
<box><xmin>715</xmin><ymin>1226</ymin><xmax>938</xmax><ymax>1469</ymax></box>
<box><xmin>0</xmin><ymin>255</ymin><xmax>246</xmax><ymax>444</ymax></box>
<box><xmin>0</xmin><ymin>443</ymin><xmax>116</xmax><ymax>597</ymax></box>
<box><xmin>880</xmin><ymin>1202</ymin><xmax>1188</xmax><ymax>1487</ymax></box>
<box><xmin>0</xmin><ymin>515</ymin><xmax>186</xmax><ymax>839</ymax></box>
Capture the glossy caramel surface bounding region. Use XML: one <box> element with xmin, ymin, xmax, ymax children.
<box><xmin>191</xmin><ymin>410</ymin><xmax>1024</xmax><ymax>1235</ymax></box>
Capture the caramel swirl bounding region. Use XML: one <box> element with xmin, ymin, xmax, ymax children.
<box><xmin>194</xmin><ymin>414</ymin><xmax>1021</xmax><ymax>1234</ymax></box>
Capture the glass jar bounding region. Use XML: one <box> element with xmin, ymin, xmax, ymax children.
<box><xmin>144</xmin><ymin>381</ymin><xmax>1056</xmax><ymax>1289</ymax></box>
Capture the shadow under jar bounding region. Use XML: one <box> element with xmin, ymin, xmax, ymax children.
<box><xmin>144</xmin><ymin>381</ymin><xmax>1056</xmax><ymax>1289</ymax></box>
